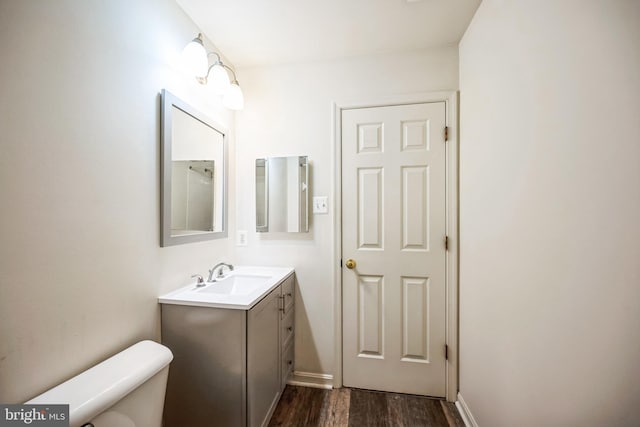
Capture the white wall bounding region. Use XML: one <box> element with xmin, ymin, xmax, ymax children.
<box><xmin>0</xmin><ymin>0</ymin><xmax>236</xmax><ymax>403</ymax></box>
<box><xmin>459</xmin><ymin>1</ymin><xmax>640</xmax><ymax>426</ymax></box>
<box><xmin>235</xmin><ymin>48</ymin><xmax>459</xmax><ymax>377</ymax></box>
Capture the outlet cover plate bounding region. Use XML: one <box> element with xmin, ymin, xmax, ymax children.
<box><xmin>237</xmin><ymin>230</ymin><xmax>247</xmax><ymax>246</ymax></box>
<box><xmin>313</xmin><ymin>196</ymin><xmax>328</xmax><ymax>214</ymax></box>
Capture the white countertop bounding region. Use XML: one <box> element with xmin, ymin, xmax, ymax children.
<box><xmin>158</xmin><ymin>266</ymin><xmax>294</xmax><ymax>310</ymax></box>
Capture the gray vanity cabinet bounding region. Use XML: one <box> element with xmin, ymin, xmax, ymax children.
<box><xmin>247</xmin><ymin>287</ymin><xmax>280</xmax><ymax>427</ymax></box>
<box><xmin>161</xmin><ymin>273</ymin><xmax>295</xmax><ymax>427</ymax></box>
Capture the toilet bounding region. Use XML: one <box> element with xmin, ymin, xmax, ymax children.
<box><xmin>27</xmin><ymin>340</ymin><xmax>173</xmax><ymax>427</ymax></box>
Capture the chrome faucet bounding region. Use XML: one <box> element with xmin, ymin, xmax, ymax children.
<box><xmin>208</xmin><ymin>262</ymin><xmax>234</xmax><ymax>282</ymax></box>
<box><xmin>191</xmin><ymin>274</ymin><xmax>206</xmax><ymax>287</ymax></box>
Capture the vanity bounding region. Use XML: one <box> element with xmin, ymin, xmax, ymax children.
<box><xmin>158</xmin><ymin>91</ymin><xmax>305</xmax><ymax>426</ymax></box>
<box><xmin>159</xmin><ymin>266</ymin><xmax>295</xmax><ymax>427</ymax></box>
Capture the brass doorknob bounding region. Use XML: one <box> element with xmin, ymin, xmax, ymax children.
<box><xmin>345</xmin><ymin>259</ymin><xmax>356</xmax><ymax>269</ymax></box>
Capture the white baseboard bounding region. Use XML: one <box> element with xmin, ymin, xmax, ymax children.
<box><xmin>456</xmin><ymin>392</ymin><xmax>478</xmax><ymax>427</ymax></box>
<box><xmin>287</xmin><ymin>371</ymin><xmax>334</xmax><ymax>389</ymax></box>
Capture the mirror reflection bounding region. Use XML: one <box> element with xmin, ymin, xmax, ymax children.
<box><xmin>256</xmin><ymin>156</ymin><xmax>309</xmax><ymax>233</ymax></box>
<box><xmin>161</xmin><ymin>90</ymin><xmax>228</xmax><ymax>246</ymax></box>
<box><xmin>171</xmin><ymin>160</ymin><xmax>215</xmax><ymax>233</ymax></box>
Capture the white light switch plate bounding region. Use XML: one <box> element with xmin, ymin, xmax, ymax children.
<box><xmin>237</xmin><ymin>230</ymin><xmax>247</xmax><ymax>246</ymax></box>
<box><xmin>313</xmin><ymin>196</ymin><xmax>328</xmax><ymax>214</ymax></box>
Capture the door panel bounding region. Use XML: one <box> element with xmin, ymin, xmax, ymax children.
<box><xmin>401</xmin><ymin>276</ymin><xmax>430</xmax><ymax>362</ymax></box>
<box><xmin>402</xmin><ymin>166</ymin><xmax>429</xmax><ymax>250</ymax></box>
<box><xmin>357</xmin><ymin>275</ymin><xmax>384</xmax><ymax>358</ymax></box>
<box><xmin>342</xmin><ymin>102</ymin><xmax>447</xmax><ymax>397</ymax></box>
<box><xmin>358</xmin><ymin>168</ymin><xmax>384</xmax><ymax>249</ymax></box>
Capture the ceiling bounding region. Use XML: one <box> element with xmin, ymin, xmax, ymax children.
<box><xmin>176</xmin><ymin>0</ymin><xmax>481</xmax><ymax>68</ymax></box>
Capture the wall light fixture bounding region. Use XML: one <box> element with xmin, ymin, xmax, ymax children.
<box><xmin>182</xmin><ymin>33</ymin><xmax>244</xmax><ymax>110</ymax></box>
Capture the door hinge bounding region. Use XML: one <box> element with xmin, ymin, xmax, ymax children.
<box><xmin>444</xmin><ymin>126</ymin><xmax>449</xmax><ymax>142</ymax></box>
<box><xmin>445</xmin><ymin>235</ymin><xmax>449</xmax><ymax>251</ymax></box>
<box><xmin>445</xmin><ymin>344</ymin><xmax>449</xmax><ymax>360</ymax></box>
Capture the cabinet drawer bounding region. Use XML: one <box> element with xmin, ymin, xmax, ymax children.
<box><xmin>282</xmin><ymin>275</ymin><xmax>295</xmax><ymax>313</ymax></box>
<box><xmin>281</xmin><ymin>340</ymin><xmax>294</xmax><ymax>386</ymax></box>
<box><xmin>281</xmin><ymin>309</ymin><xmax>294</xmax><ymax>348</ymax></box>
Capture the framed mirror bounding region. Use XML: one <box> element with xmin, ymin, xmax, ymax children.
<box><xmin>256</xmin><ymin>156</ymin><xmax>309</xmax><ymax>233</ymax></box>
<box><xmin>160</xmin><ymin>89</ymin><xmax>228</xmax><ymax>246</ymax></box>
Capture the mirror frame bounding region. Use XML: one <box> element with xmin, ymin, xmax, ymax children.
<box><xmin>256</xmin><ymin>158</ymin><xmax>269</xmax><ymax>232</ymax></box>
<box><xmin>160</xmin><ymin>89</ymin><xmax>228</xmax><ymax>246</ymax></box>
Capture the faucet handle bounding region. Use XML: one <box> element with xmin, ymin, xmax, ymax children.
<box><xmin>191</xmin><ymin>274</ymin><xmax>205</xmax><ymax>287</ymax></box>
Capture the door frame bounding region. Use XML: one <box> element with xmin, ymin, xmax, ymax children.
<box><xmin>331</xmin><ymin>91</ymin><xmax>459</xmax><ymax>401</ymax></box>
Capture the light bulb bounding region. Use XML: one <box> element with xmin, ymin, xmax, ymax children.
<box><xmin>209</xmin><ymin>63</ymin><xmax>231</xmax><ymax>94</ymax></box>
<box><xmin>223</xmin><ymin>82</ymin><xmax>244</xmax><ymax>110</ymax></box>
<box><xmin>182</xmin><ymin>36</ymin><xmax>208</xmax><ymax>78</ymax></box>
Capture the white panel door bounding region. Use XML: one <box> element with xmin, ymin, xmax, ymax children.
<box><xmin>342</xmin><ymin>102</ymin><xmax>447</xmax><ymax>396</ymax></box>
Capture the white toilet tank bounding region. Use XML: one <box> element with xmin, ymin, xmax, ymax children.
<box><xmin>27</xmin><ymin>340</ymin><xmax>173</xmax><ymax>427</ymax></box>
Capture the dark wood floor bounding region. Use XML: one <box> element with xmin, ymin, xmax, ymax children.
<box><xmin>268</xmin><ymin>386</ymin><xmax>466</xmax><ymax>427</ymax></box>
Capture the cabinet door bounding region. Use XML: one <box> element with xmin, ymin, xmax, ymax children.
<box><xmin>247</xmin><ymin>287</ymin><xmax>281</xmax><ymax>427</ymax></box>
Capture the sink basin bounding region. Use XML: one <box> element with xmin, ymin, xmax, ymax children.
<box><xmin>158</xmin><ymin>266</ymin><xmax>294</xmax><ymax>310</ymax></box>
<box><xmin>197</xmin><ymin>274</ymin><xmax>272</xmax><ymax>296</ymax></box>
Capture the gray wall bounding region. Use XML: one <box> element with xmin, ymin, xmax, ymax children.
<box><xmin>458</xmin><ymin>1</ymin><xmax>640</xmax><ymax>425</ymax></box>
<box><xmin>0</xmin><ymin>0</ymin><xmax>235</xmax><ymax>402</ymax></box>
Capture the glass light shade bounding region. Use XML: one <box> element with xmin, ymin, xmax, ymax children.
<box><xmin>223</xmin><ymin>82</ymin><xmax>244</xmax><ymax>110</ymax></box>
<box><xmin>209</xmin><ymin>64</ymin><xmax>231</xmax><ymax>94</ymax></box>
<box><xmin>182</xmin><ymin>39</ymin><xmax>208</xmax><ymax>77</ymax></box>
